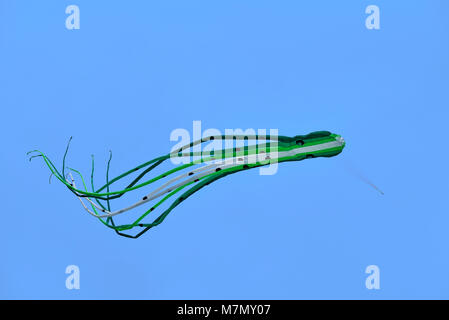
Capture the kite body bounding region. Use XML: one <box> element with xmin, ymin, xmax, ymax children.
<box><xmin>28</xmin><ymin>131</ymin><xmax>345</xmax><ymax>238</ymax></box>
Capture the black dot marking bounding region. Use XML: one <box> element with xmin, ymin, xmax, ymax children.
<box><xmin>179</xmin><ymin>197</ymin><xmax>184</xmax><ymax>202</ymax></box>
<box><xmin>243</xmin><ymin>165</ymin><xmax>249</xmax><ymax>169</ymax></box>
<box><xmin>306</xmin><ymin>154</ymin><xmax>315</xmax><ymax>159</ymax></box>
<box><xmin>150</xmin><ymin>207</ymin><xmax>154</xmax><ymax>211</ymax></box>
<box><xmin>102</xmin><ymin>209</ymin><xmax>105</xmax><ymax>212</ymax></box>
<box><xmin>143</xmin><ymin>196</ymin><xmax>148</xmax><ymax>200</ymax></box>
<box><xmin>215</xmin><ymin>168</ymin><xmax>222</xmax><ymax>172</ymax></box>
<box><xmin>210</xmin><ymin>136</ymin><xmax>214</xmax><ymax>141</ymax></box>
<box><xmin>194</xmin><ymin>179</ymin><xmax>199</xmax><ymax>182</ymax></box>
<box><xmin>188</xmin><ymin>172</ymin><xmax>193</xmax><ymax>176</ymax></box>
<box><xmin>139</xmin><ymin>224</ymin><xmax>143</xmax><ymax>227</ymax></box>
<box><xmin>296</xmin><ymin>140</ymin><xmax>305</xmax><ymax>146</ymax></box>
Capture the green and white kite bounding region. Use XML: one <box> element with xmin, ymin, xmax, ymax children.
<box><xmin>28</xmin><ymin>131</ymin><xmax>345</xmax><ymax>238</ymax></box>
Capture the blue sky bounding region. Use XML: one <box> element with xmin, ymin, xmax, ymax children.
<box><xmin>1</xmin><ymin>0</ymin><xmax>449</xmax><ymax>299</ymax></box>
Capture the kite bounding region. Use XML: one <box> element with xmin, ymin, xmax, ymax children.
<box><xmin>28</xmin><ymin>131</ymin><xmax>345</xmax><ymax>238</ymax></box>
